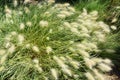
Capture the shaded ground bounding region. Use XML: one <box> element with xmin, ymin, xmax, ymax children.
<box><xmin>106</xmin><ymin>67</ymin><xmax>120</xmax><ymax>80</ymax></box>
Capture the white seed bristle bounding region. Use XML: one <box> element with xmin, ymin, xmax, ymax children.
<box><xmin>0</xmin><ymin>54</ymin><xmax>8</xmax><ymax>64</ymax></box>
<box><xmin>51</xmin><ymin>68</ymin><xmax>58</xmax><ymax>80</ymax></box>
<box><xmin>98</xmin><ymin>63</ymin><xmax>112</xmax><ymax>72</ymax></box>
<box><xmin>20</xmin><ymin>23</ymin><xmax>25</xmax><ymax>30</ymax></box>
<box><xmin>62</xmin><ymin>68</ymin><xmax>72</xmax><ymax>76</ymax></box>
<box><xmin>8</xmin><ymin>45</ymin><xmax>15</xmax><ymax>53</ymax></box>
<box><xmin>13</xmin><ymin>0</ymin><xmax>18</xmax><ymax>7</ymax></box>
<box><xmin>18</xmin><ymin>34</ymin><xmax>24</xmax><ymax>44</ymax></box>
<box><xmin>33</xmin><ymin>58</ymin><xmax>39</xmax><ymax>64</ymax></box>
<box><xmin>26</xmin><ymin>21</ymin><xmax>32</xmax><ymax>27</ymax></box>
<box><xmin>85</xmin><ymin>72</ymin><xmax>95</xmax><ymax>80</ymax></box>
<box><xmin>39</xmin><ymin>20</ymin><xmax>48</xmax><ymax>27</ymax></box>
<box><xmin>84</xmin><ymin>58</ymin><xmax>96</xmax><ymax>69</ymax></box>
<box><xmin>46</xmin><ymin>46</ymin><xmax>52</xmax><ymax>54</ymax></box>
<box><xmin>0</xmin><ymin>49</ymin><xmax>6</xmax><ymax>55</ymax></box>
<box><xmin>32</xmin><ymin>46</ymin><xmax>40</xmax><ymax>53</ymax></box>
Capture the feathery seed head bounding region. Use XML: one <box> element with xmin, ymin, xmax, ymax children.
<box><xmin>78</xmin><ymin>50</ymin><xmax>90</xmax><ymax>57</ymax></box>
<box><xmin>20</xmin><ymin>23</ymin><xmax>25</xmax><ymax>30</ymax></box>
<box><xmin>0</xmin><ymin>66</ymin><xmax>4</xmax><ymax>71</ymax></box>
<box><xmin>25</xmin><ymin>44</ymin><xmax>31</xmax><ymax>48</ymax></box>
<box><xmin>0</xmin><ymin>54</ymin><xmax>8</xmax><ymax>64</ymax></box>
<box><xmin>5</xmin><ymin>6</ymin><xmax>12</xmax><ymax>14</ymax></box>
<box><xmin>51</xmin><ymin>68</ymin><xmax>58</xmax><ymax>80</ymax></box>
<box><xmin>111</xmin><ymin>25</ymin><xmax>117</xmax><ymax>30</ymax></box>
<box><xmin>8</xmin><ymin>44</ymin><xmax>15</xmax><ymax>53</ymax></box>
<box><xmin>46</xmin><ymin>46</ymin><xmax>52</xmax><ymax>54</ymax></box>
<box><xmin>11</xmin><ymin>31</ymin><xmax>17</xmax><ymax>36</ymax></box>
<box><xmin>111</xmin><ymin>18</ymin><xmax>117</xmax><ymax>23</ymax></box>
<box><xmin>53</xmin><ymin>56</ymin><xmax>67</xmax><ymax>68</ymax></box>
<box><xmin>84</xmin><ymin>58</ymin><xmax>96</xmax><ymax>69</ymax></box>
<box><xmin>39</xmin><ymin>20</ymin><xmax>48</xmax><ymax>27</ymax></box>
<box><xmin>47</xmin><ymin>0</ymin><xmax>55</xmax><ymax>4</ymax></box>
<box><xmin>93</xmin><ymin>69</ymin><xmax>105</xmax><ymax>80</ymax></box>
<box><xmin>90</xmin><ymin>11</ymin><xmax>98</xmax><ymax>17</ymax></box>
<box><xmin>13</xmin><ymin>0</ymin><xmax>18</xmax><ymax>7</ymax></box>
<box><xmin>26</xmin><ymin>21</ymin><xmax>32</xmax><ymax>27</ymax></box>
<box><xmin>57</xmin><ymin>14</ymin><xmax>66</xmax><ymax>19</ymax></box>
<box><xmin>62</xmin><ymin>68</ymin><xmax>72</xmax><ymax>76</ymax></box>
<box><xmin>63</xmin><ymin>22</ymin><xmax>71</xmax><ymax>28</ymax></box>
<box><xmin>85</xmin><ymin>72</ymin><xmax>95</xmax><ymax>80</ymax></box>
<box><xmin>0</xmin><ymin>49</ymin><xmax>6</xmax><ymax>55</ymax></box>
<box><xmin>18</xmin><ymin>34</ymin><xmax>24</xmax><ymax>45</ymax></box>
<box><xmin>24</xmin><ymin>0</ymin><xmax>31</xmax><ymax>4</ymax></box>
<box><xmin>24</xmin><ymin>7</ymin><xmax>30</xmax><ymax>13</ymax></box>
<box><xmin>63</xmin><ymin>3</ymin><xmax>70</xmax><ymax>7</ymax></box>
<box><xmin>98</xmin><ymin>63</ymin><xmax>112</xmax><ymax>72</ymax></box>
<box><xmin>33</xmin><ymin>58</ymin><xmax>39</xmax><ymax>64</ymax></box>
<box><xmin>32</xmin><ymin>46</ymin><xmax>40</xmax><ymax>53</ymax></box>
<box><xmin>35</xmin><ymin>64</ymin><xmax>43</xmax><ymax>72</ymax></box>
<box><xmin>103</xmin><ymin>58</ymin><xmax>112</xmax><ymax>65</ymax></box>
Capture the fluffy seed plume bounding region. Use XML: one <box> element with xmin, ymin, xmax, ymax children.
<box><xmin>0</xmin><ymin>54</ymin><xmax>8</xmax><ymax>64</ymax></box>
<box><xmin>26</xmin><ymin>21</ymin><xmax>32</xmax><ymax>27</ymax></box>
<box><xmin>0</xmin><ymin>49</ymin><xmax>6</xmax><ymax>55</ymax></box>
<box><xmin>20</xmin><ymin>23</ymin><xmax>25</xmax><ymax>30</ymax></box>
<box><xmin>13</xmin><ymin>0</ymin><xmax>18</xmax><ymax>7</ymax></box>
<box><xmin>32</xmin><ymin>46</ymin><xmax>40</xmax><ymax>53</ymax></box>
<box><xmin>51</xmin><ymin>68</ymin><xmax>58</xmax><ymax>80</ymax></box>
<box><xmin>85</xmin><ymin>72</ymin><xmax>95</xmax><ymax>80</ymax></box>
<box><xmin>93</xmin><ymin>69</ymin><xmax>105</xmax><ymax>80</ymax></box>
<box><xmin>111</xmin><ymin>25</ymin><xmax>117</xmax><ymax>30</ymax></box>
<box><xmin>33</xmin><ymin>58</ymin><xmax>39</xmax><ymax>64</ymax></box>
<box><xmin>39</xmin><ymin>20</ymin><xmax>48</xmax><ymax>27</ymax></box>
<box><xmin>0</xmin><ymin>66</ymin><xmax>4</xmax><ymax>71</ymax></box>
<box><xmin>24</xmin><ymin>0</ymin><xmax>31</xmax><ymax>4</ymax></box>
<box><xmin>11</xmin><ymin>31</ymin><xmax>17</xmax><ymax>36</ymax></box>
<box><xmin>46</xmin><ymin>46</ymin><xmax>52</xmax><ymax>54</ymax></box>
<box><xmin>24</xmin><ymin>7</ymin><xmax>30</xmax><ymax>13</ymax></box>
<box><xmin>47</xmin><ymin>0</ymin><xmax>55</xmax><ymax>4</ymax></box>
<box><xmin>53</xmin><ymin>56</ymin><xmax>67</xmax><ymax>68</ymax></box>
<box><xmin>84</xmin><ymin>58</ymin><xmax>96</xmax><ymax>69</ymax></box>
<box><xmin>8</xmin><ymin>45</ymin><xmax>16</xmax><ymax>53</ymax></box>
<box><xmin>35</xmin><ymin>64</ymin><xmax>43</xmax><ymax>72</ymax></box>
<box><xmin>98</xmin><ymin>63</ymin><xmax>112</xmax><ymax>72</ymax></box>
<box><xmin>78</xmin><ymin>50</ymin><xmax>90</xmax><ymax>57</ymax></box>
<box><xmin>57</xmin><ymin>14</ymin><xmax>66</xmax><ymax>19</ymax></box>
<box><xmin>62</xmin><ymin>68</ymin><xmax>72</xmax><ymax>76</ymax></box>
<box><xmin>63</xmin><ymin>22</ymin><xmax>71</xmax><ymax>28</ymax></box>
<box><xmin>18</xmin><ymin>34</ymin><xmax>24</xmax><ymax>44</ymax></box>
<box><xmin>103</xmin><ymin>58</ymin><xmax>112</xmax><ymax>65</ymax></box>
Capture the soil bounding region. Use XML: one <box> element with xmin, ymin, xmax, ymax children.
<box><xmin>106</xmin><ymin>67</ymin><xmax>120</xmax><ymax>80</ymax></box>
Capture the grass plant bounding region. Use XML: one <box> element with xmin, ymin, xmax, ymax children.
<box><xmin>0</xmin><ymin>0</ymin><xmax>119</xmax><ymax>80</ymax></box>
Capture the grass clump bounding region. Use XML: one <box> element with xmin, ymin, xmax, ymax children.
<box><xmin>0</xmin><ymin>0</ymin><xmax>114</xmax><ymax>80</ymax></box>
<box><xmin>75</xmin><ymin>0</ymin><xmax>120</xmax><ymax>72</ymax></box>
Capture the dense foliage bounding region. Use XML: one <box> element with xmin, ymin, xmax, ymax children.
<box><xmin>0</xmin><ymin>0</ymin><xmax>120</xmax><ymax>80</ymax></box>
